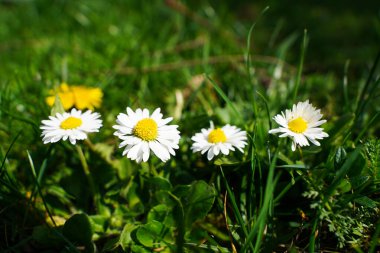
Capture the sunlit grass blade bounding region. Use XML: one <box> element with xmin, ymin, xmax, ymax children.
<box><xmin>206</xmin><ymin>75</ymin><xmax>242</xmax><ymax>122</ymax></box>
<box><xmin>246</xmin><ymin>6</ymin><xmax>270</xmax><ymax>117</ymax></box>
<box><xmin>292</xmin><ymin>29</ymin><xmax>308</xmax><ymax>103</ymax></box>
<box><xmin>256</xmin><ymin>91</ymin><xmax>272</xmax><ymax>130</ymax></box>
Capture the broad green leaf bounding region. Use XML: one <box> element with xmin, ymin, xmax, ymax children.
<box><xmin>135</xmin><ymin>220</ymin><xmax>169</xmax><ymax>248</ymax></box>
<box><xmin>92</xmin><ymin>142</ymin><xmax>124</xmax><ymax>171</ymax></box>
<box><xmin>102</xmin><ymin>236</ymin><xmax>120</xmax><ymax>252</ymax></box>
<box><xmin>147</xmin><ymin>204</ymin><xmax>174</xmax><ymax>227</ymax></box>
<box><xmin>89</xmin><ymin>215</ymin><xmax>108</xmax><ymax>234</ymax></box>
<box><xmin>183</xmin><ymin>181</ymin><xmax>216</xmax><ymax>228</ymax></box>
<box><xmin>119</xmin><ymin>223</ymin><xmax>138</xmax><ymax>250</ymax></box>
<box><xmin>154</xmin><ymin>190</ymin><xmax>176</xmax><ymax>207</ymax></box>
<box><xmin>172</xmin><ymin>185</ymin><xmax>191</xmax><ymax>198</ymax></box>
<box><xmin>63</xmin><ymin>213</ymin><xmax>93</xmax><ymax>245</ymax></box>
<box><xmin>131</xmin><ymin>245</ymin><xmax>151</xmax><ymax>253</ymax></box>
<box><xmin>147</xmin><ymin>176</ymin><xmax>172</xmax><ymax>191</ymax></box>
<box><xmin>126</xmin><ymin>182</ymin><xmax>145</xmax><ymax>215</ymax></box>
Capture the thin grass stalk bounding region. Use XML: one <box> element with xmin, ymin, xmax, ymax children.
<box><xmin>343</xmin><ymin>60</ymin><xmax>350</xmax><ymax>111</ymax></box>
<box><xmin>354</xmin><ymin>111</ymin><xmax>380</xmax><ymax>144</ymax></box>
<box><xmin>323</xmin><ymin>147</ymin><xmax>361</xmax><ymax>205</ymax></box>
<box><xmin>206</xmin><ymin>75</ymin><xmax>241</xmax><ymax>122</ymax></box>
<box><xmin>245</xmin><ymin>6</ymin><xmax>270</xmax><ymax>119</ymax></box>
<box><xmin>248</xmin><ymin>135</ymin><xmax>256</xmax><ymax>225</ymax></box>
<box><xmin>355</xmin><ymin>50</ymin><xmax>380</xmax><ymax>119</ymax></box>
<box><xmin>23</xmin><ymin>156</ymin><xmax>49</xmax><ymax>228</ymax></box>
<box><xmin>2</xmin><ymin>236</ymin><xmax>33</xmax><ymax>253</ymax></box>
<box><xmin>224</xmin><ymin>192</ymin><xmax>238</xmax><ymax>253</ymax></box>
<box><xmin>308</xmin><ymin>216</ymin><xmax>319</xmax><ymax>252</ymax></box>
<box><xmin>219</xmin><ymin>166</ymin><xmax>255</xmax><ymax>252</ymax></box>
<box><xmin>168</xmin><ymin>192</ymin><xmax>185</xmax><ymax>253</ymax></box>
<box><xmin>241</xmin><ymin>149</ymin><xmax>279</xmax><ymax>253</ymax></box>
<box><xmin>256</xmin><ymin>91</ymin><xmax>272</xmax><ymax>130</ymax></box>
<box><xmin>26</xmin><ymin>151</ymin><xmax>56</xmax><ymax>227</ymax></box>
<box><xmin>292</xmin><ymin>30</ymin><xmax>308</xmax><ymax>103</ymax></box>
<box><xmin>75</xmin><ymin>145</ymin><xmax>96</xmax><ymax>195</ymax></box>
<box><xmin>273</xmin><ymin>175</ymin><xmax>301</xmax><ymax>203</ymax></box>
<box><xmin>0</xmin><ymin>131</ymin><xmax>21</xmax><ymax>178</ymax></box>
<box><xmin>75</xmin><ymin>145</ymin><xmax>101</xmax><ymax>212</ymax></box>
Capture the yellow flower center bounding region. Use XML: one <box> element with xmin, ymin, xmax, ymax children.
<box><xmin>60</xmin><ymin>117</ymin><xmax>82</xmax><ymax>130</ymax></box>
<box><xmin>133</xmin><ymin>118</ymin><xmax>158</xmax><ymax>141</ymax></box>
<box><xmin>288</xmin><ymin>117</ymin><xmax>307</xmax><ymax>133</ymax></box>
<box><xmin>208</xmin><ymin>128</ymin><xmax>227</xmax><ymax>143</ymax></box>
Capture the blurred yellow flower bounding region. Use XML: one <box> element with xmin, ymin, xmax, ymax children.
<box><xmin>46</xmin><ymin>83</ymin><xmax>103</xmax><ymax>110</ymax></box>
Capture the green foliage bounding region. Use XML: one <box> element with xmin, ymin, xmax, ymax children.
<box><xmin>0</xmin><ymin>1</ymin><xmax>379</xmax><ymax>253</ymax></box>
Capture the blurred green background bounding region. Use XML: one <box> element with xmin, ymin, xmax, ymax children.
<box><xmin>0</xmin><ymin>1</ymin><xmax>380</xmax><ymax>252</ymax></box>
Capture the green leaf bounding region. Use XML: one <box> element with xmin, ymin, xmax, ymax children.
<box><xmin>334</xmin><ymin>146</ymin><xmax>347</xmax><ymax>168</ymax></box>
<box><xmin>92</xmin><ymin>142</ymin><xmax>124</xmax><ymax>171</ymax></box>
<box><xmin>135</xmin><ymin>220</ymin><xmax>169</xmax><ymax>248</ymax></box>
<box><xmin>119</xmin><ymin>223</ymin><xmax>138</xmax><ymax>250</ymax></box>
<box><xmin>63</xmin><ymin>213</ymin><xmax>93</xmax><ymax>245</ymax></box>
<box><xmin>354</xmin><ymin>196</ymin><xmax>378</xmax><ymax>208</ymax></box>
<box><xmin>89</xmin><ymin>215</ymin><xmax>108</xmax><ymax>234</ymax></box>
<box><xmin>350</xmin><ymin>175</ymin><xmax>370</xmax><ymax>189</ymax></box>
<box><xmin>102</xmin><ymin>236</ymin><xmax>120</xmax><ymax>252</ymax></box>
<box><xmin>50</xmin><ymin>94</ymin><xmax>65</xmax><ymax>116</ymax></box>
<box><xmin>147</xmin><ymin>204</ymin><xmax>174</xmax><ymax>227</ymax></box>
<box><xmin>337</xmin><ymin>179</ymin><xmax>351</xmax><ymax>193</ymax></box>
<box><xmin>32</xmin><ymin>225</ymin><xmax>64</xmax><ymax>247</ymax></box>
<box><xmin>172</xmin><ymin>185</ymin><xmax>191</xmax><ymax>198</ymax></box>
<box><xmin>131</xmin><ymin>245</ymin><xmax>151</xmax><ymax>253</ymax></box>
<box><xmin>148</xmin><ymin>176</ymin><xmax>172</xmax><ymax>191</ymax></box>
<box><xmin>183</xmin><ymin>181</ymin><xmax>216</xmax><ymax>228</ymax></box>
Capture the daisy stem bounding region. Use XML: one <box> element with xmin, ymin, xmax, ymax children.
<box><xmin>75</xmin><ymin>145</ymin><xmax>97</xmax><ymax>202</ymax></box>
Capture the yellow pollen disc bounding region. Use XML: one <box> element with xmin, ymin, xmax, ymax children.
<box><xmin>60</xmin><ymin>117</ymin><xmax>82</xmax><ymax>130</ymax></box>
<box><xmin>133</xmin><ymin>118</ymin><xmax>158</xmax><ymax>141</ymax></box>
<box><xmin>288</xmin><ymin>117</ymin><xmax>307</xmax><ymax>133</ymax></box>
<box><xmin>208</xmin><ymin>128</ymin><xmax>227</xmax><ymax>143</ymax></box>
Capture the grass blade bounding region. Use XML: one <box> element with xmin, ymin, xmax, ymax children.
<box><xmin>355</xmin><ymin>50</ymin><xmax>380</xmax><ymax>119</ymax></box>
<box><xmin>292</xmin><ymin>29</ymin><xmax>308</xmax><ymax>103</ymax></box>
<box><xmin>206</xmin><ymin>75</ymin><xmax>242</xmax><ymax>122</ymax></box>
<box><xmin>219</xmin><ymin>166</ymin><xmax>254</xmax><ymax>252</ymax></box>
<box><xmin>241</xmin><ymin>149</ymin><xmax>279</xmax><ymax>253</ymax></box>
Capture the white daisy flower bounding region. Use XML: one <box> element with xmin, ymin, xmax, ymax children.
<box><xmin>113</xmin><ymin>108</ymin><xmax>180</xmax><ymax>163</ymax></box>
<box><xmin>191</xmin><ymin>123</ymin><xmax>248</xmax><ymax>161</ymax></box>
<box><xmin>268</xmin><ymin>100</ymin><xmax>329</xmax><ymax>151</ymax></box>
<box><xmin>40</xmin><ymin>108</ymin><xmax>102</xmax><ymax>145</ymax></box>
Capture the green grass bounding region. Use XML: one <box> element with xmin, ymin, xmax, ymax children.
<box><xmin>1</xmin><ymin>0</ymin><xmax>380</xmax><ymax>252</ymax></box>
